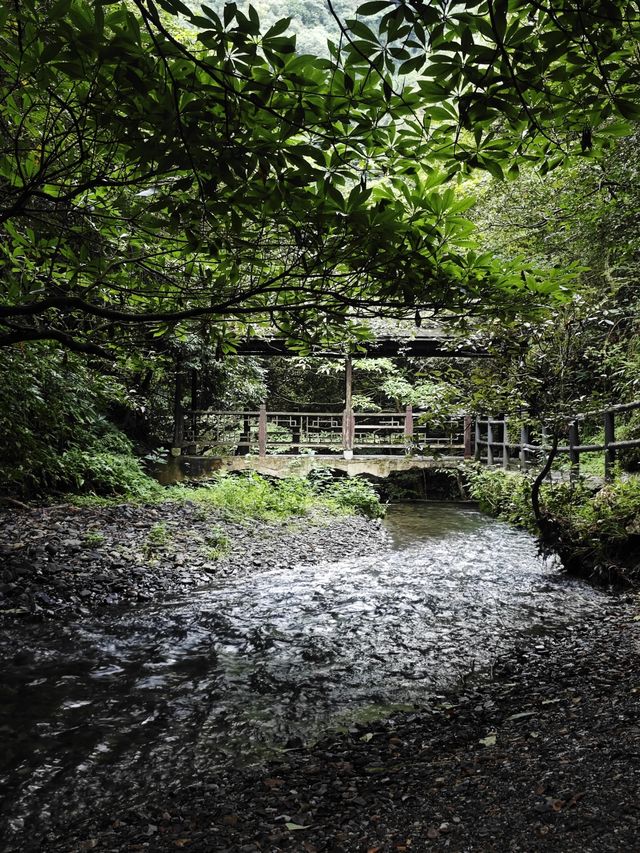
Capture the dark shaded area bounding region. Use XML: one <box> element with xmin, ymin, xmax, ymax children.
<box><xmin>231</xmin><ymin>328</ymin><xmax>489</xmax><ymax>360</ymax></box>
<box><xmin>31</xmin><ymin>600</ymin><xmax>638</xmax><ymax>852</ymax></box>
<box><xmin>375</xmin><ymin>469</ymin><xmax>468</xmax><ymax>503</ymax></box>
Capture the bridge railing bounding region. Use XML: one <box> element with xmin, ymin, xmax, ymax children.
<box><xmin>174</xmin><ymin>400</ymin><xmax>640</xmax><ymax>479</ymax></box>
<box><xmin>475</xmin><ymin>400</ymin><xmax>640</xmax><ymax>481</ymax></box>
<box><xmin>178</xmin><ymin>406</ymin><xmax>472</xmax><ymax>458</ymax></box>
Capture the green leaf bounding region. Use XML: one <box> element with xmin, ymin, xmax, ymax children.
<box><xmin>613</xmin><ymin>99</ymin><xmax>640</xmax><ymax>121</ymax></box>
<box><xmin>264</xmin><ymin>17</ymin><xmax>291</xmax><ymax>39</ymax></box>
<box><xmin>346</xmin><ymin>19</ymin><xmax>379</xmax><ymax>43</ymax></box>
<box><xmin>357</xmin><ymin>1</ymin><xmax>392</xmax><ymax>15</ymax></box>
<box><xmin>398</xmin><ymin>55</ymin><xmax>424</xmax><ymax>75</ymax></box>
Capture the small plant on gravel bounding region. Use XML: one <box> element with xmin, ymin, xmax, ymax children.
<box><xmin>82</xmin><ymin>531</ymin><xmax>106</xmax><ymax>548</ymax></box>
<box><xmin>146</xmin><ymin>522</ymin><xmax>171</xmax><ymax>548</ymax></box>
<box><xmin>203</xmin><ymin>526</ymin><xmax>230</xmax><ymax>560</ymax></box>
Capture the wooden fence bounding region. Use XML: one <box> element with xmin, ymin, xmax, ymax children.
<box><xmin>475</xmin><ymin>401</ymin><xmax>640</xmax><ymax>481</ymax></box>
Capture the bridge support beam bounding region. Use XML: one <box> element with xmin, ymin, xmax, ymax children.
<box><xmin>258</xmin><ymin>404</ymin><xmax>267</xmax><ymax>457</ymax></box>
<box><xmin>343</xmin><ymin>355</ymin><xmax>354</xmax><ymax>457</ymax></box>
<box><xmin>464</xmin><ymin>415</ymin><xmax>472</xmax><ymax>459</ymax></box>
<box><xmin>404</xmin><ymin>404</ymin><xmax>413</xmax><ymax>452</ymax></box>
<box><xmin>171</xmin><ymin>355</ymin><xmax>185</xmax><ymax>455</ymax></box>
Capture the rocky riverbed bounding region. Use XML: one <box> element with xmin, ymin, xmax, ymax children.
<box><xmin>2</xmin><ymin>502</ymin><xmax>638</xmax><ymax>853</ymax></box>
<box><xmin>18</xmin><ymin>596</ymin><xmax>640</xmax><ymax>853</ymax></box>
<box><xmin>0</xmin><ymin>501</ymin><xmax>387</xmax><ymax>620</ymax></box>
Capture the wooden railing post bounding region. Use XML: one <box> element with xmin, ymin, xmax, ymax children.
<box><xmin>342</xmin><ymin>408</ymin><xmax>355</xmax><ymax>456</ymax></box>
<box><xmin>404</xmin><ymin>404</ymin><xmax>413</xmax><ymax>453</ymax></box>
<box><xmin>291</xmin><ymin>415</ymin><xmax>301</xmax><ymax>455</ymax></box>
<box><xmin>474</xmin><ymin>418</ymin><xmax>481</xmax><ymax>461</ymax></box>
<box><xmin>464</xmin><ymin>415</ymin><xmax>472</xmax><ymax>459</ymax></box>
<box><xmin>172</xmin><ymin>357</ymin><xmax>185</xmax><ymax>455</ymax></box>
<box><xmin>569</xmin><ymin>421</ymin><xmax>580</xmax><ymax>481</ymax></box>
<box><xmin>604</xmin><ymin>409</ymin><xmax>615</xmax><ymax>482</ymax></box>
<box><xmin>258</xmin><ymin>404</ymin><xmax>267</xmax><ymax>457</ymax></box>
<box><xmin>502</xmin><ymin>416</ymin><xmax>509</xmax><ymax>469</ymax></box>
<box><xmin>541</xmin><ymin>425</ymin><xmax>553</xmax><ymax>481</ymax></box>
<box><xmin>487</xmin><ymin>419</ymin><xmax>494</xmax><ymax>466</ymax></box>
<box><xmin>190</xmin><ymin>369</ymin><xmax>199</xmax><ymax>445</ymax></box>
<box><xmin>520</xmin><ymin>425</ymin><xmax>530</xmax><ymax>472</ymax></box>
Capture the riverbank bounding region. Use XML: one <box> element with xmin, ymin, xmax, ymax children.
<box><xmin>30</xmin><ymin>591</ymin><xmax>639</xmax><ymax>852</ymax></box>
<box><xmin>467</xmin><ymin>467</ymin><xmax>640</xmax><ymax>587</ymax></box>
<box><xmin>0</xmin><ymin>499</ymin><xmax>388</xmax><ymax>620</ymax></box>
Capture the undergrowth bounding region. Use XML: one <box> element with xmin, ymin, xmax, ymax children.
<box><xmin>167</xmin><ymin>471</ymin><xmax>385</xmax><ymax>521</ymax></box>
<box><xmin>467</xmin><ymin>465</ymin><xmax>640</xmax><ymax>583</ymax></box>
<box><xmin>69</xmin><ymin>470</ymin><xmax>384</xmax><ymax>520</ymax></box>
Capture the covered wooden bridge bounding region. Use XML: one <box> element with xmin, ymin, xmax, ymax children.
<box><xmin>163</xmin><ymin>323</ymin><xmax>640</xmax><ymax>482</ymax></box>
<box><xmin>169</xmin><ymin>324</ymin><xmax>482</xmax><ymax>461</ymax></box>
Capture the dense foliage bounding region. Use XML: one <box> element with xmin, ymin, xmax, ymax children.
<box><xmin>0</xmin><ymin>345</ymin><xmax>162</xmax><ymax>497</ymax></box>
<box><xmin>2</xmin><ymin>1</ymin><xmax>640</xmax><ymax>527</ymax></box>
<box><xmin>5</xmin><ymin>0</ymin><xmax>637</xmax><ymax>359</ymax></box>
<box><xmin>467</xmin><ymin>466</ymin><xmax>640</xmax><ymax>583</ymax></box>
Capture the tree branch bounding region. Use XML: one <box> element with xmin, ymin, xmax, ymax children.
<box><xmin>0</xmin><ymin>328</ymin><xmax>113</xmax><ymax>359</ymax></box>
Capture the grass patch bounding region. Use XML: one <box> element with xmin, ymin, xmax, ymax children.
<box><xmin>82</xmin><ymin>530</ymin><xmax>106</xmax><ymax>547</ymax></box>
<box><xmin>170</xmin><ymin>472</ymin><xmax>385</xmax><ymax>521</ymax></box>
<box><xmin>65</xmin><ymin>469</ymin><xmax>385</xmax><ymax>521</ymax></box>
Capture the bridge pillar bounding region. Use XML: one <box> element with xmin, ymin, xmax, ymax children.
<box><xmin>342</xmin><ymin>408</ymin><xmax>355</xmax><ymax>457</ymax></box>
<box><xmin>258</xmin><ymin>404</ymin><xmax>267</xmax><ymax>456</ymax></box>
<box><xmin>172</xmin><ymin>355</ymin><xmax>185</xmax><ymax>455</ymax></box>
<box><xmin>343</xmin><ymin>355</ymin><xmax>354</xmax><ymax>458</ymax></box>
<box><xmin>464</xmin><ymin>415</ymin><xmax>472</xmax><ymax>459</ymax></box>
<box><xmin>404</xmin><ymin>404</ymin><xmax>413</xmax><ymax>453</ymax></box>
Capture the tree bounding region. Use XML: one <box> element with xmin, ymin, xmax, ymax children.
<box><xmin>0</xmin><ymin>1</ymin><xmax>579</xmax><ymax>359</ymax></box>
<box><xmin>340</xmin><ymin>0</ymin><xmax>640</xmax><ymax>173</ymax></box>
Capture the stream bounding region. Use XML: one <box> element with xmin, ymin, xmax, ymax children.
<box><xmin>0</xmin><ymin>504</ymin><xmax>616</xmax><ymax>848</ymax></box>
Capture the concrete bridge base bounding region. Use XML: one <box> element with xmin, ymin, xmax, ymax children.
<box><xmin>155</xmin><ymin>454</ymin><xmax>467</xmax><ymax>484</ymax></box>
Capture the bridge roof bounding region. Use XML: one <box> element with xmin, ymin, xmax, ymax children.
<box><xmin>233</xmin><ymin>319</ymin><xmax>488</xmax><ymax>359</ymax></box>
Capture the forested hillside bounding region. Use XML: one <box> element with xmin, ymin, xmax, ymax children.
<box><xmin>191</xmin><ymin>0</ymin><xmax>360</xmax><ymax>55</ymax></box>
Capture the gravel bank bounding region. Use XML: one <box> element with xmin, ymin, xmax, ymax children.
<box><xmin>40</xmin><ymin>599</ymin><xmax>639</xmax><ymax>853</ymax></box>
<box><xmin>0</xmin><ymin>501</ymin><xmax>388</xmax><ymax>620</ymax></box>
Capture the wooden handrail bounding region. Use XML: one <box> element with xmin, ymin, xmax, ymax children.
<box><xmin>177</xmin><ymin>403</ymin><xmax>638</xmax><ymax>479</ymax></box>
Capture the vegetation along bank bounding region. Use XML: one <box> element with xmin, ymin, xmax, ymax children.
<box><xmin>467</xmin><ymin>466</ymin><xmax>640</xmax><ymax>586</ymax></box>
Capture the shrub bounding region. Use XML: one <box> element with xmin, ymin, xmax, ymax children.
<box><xmin>466</xmin><ymin>466</ymin><xmax>537</xmax><ymax>529</ymax></box>
<box><xmin>172</xmin><ymin>471</ymin><xmax>385</xmax><ymax>520</ymax></box>
<box><xmin>319</xmin><ymin>476</ymin><xmax>386</xmax><ymax>519</ymax></box>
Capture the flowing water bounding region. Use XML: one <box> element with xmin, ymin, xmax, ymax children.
<box><xmin>0</xmin><ymin>504</ymin><xmax>616</xmax><ymax>847</ymax></box>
